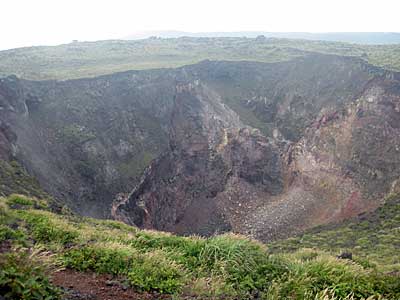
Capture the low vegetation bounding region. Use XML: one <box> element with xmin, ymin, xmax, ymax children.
<box><xmin>0</xmin><ymin>250</ymin><xmax>61</xmax><ymax>300</ymax></box>
<box><xmin>1</xmin><ymin>37</ymin><xmax>400</xmax><ymax>80</ymax></box>
<box><xmin>0</xmin><ymin>194</ymin><xmax>399</xmax><ymax>299</ymax></box>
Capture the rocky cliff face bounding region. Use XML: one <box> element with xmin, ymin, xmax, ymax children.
<box><xmin>114</xmin><ymin>55</ymin><xmax>400</xmax><ymax>240</ymax></box>
<box><xmin>112</xmin><ymin>81</ymin><xmax>284</xmax><ymax>235</ymax></box>
<box><xmin>1</xmin><ymin>53</ymin><xmax>399</xmax><ymax>240</ymax></box>
<box><xmin>246</xmin><ymin>74</ymin><xmax>400</xmax><ymax>240</ymax></box>
<box><xmin>0</xmin><ymin>71</ymin><xmax>178</xmax><ymax>216</ymax></box>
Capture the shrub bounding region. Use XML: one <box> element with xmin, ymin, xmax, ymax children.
<box><xmin>18</xmin><ymin>212</ymin><xmax>78</xmax><ymax>245</ymax></box>
<box><xmin>0</xmin><ymin>225</ymin><xmax>26</xmax><ymax>243</ymax></box>
<box><xmin>197</xmin><ymin>234</ymin><xmax>288</xmax><ymax>294</ymax></box>
<box><xmin>264</xmin><ymin>251</ymin><xmax>400</xmax><ymax>299</ymax></box>
<box><xmin>7</xmin><ymin>194</ymin><xmax>34</xmax><ymax>207</ymax></box>
<box><xmin>128</xmin><ymin>250</ymin><xmax>185</xmax><ymax>294</ymax></box>
<box><xmin>62</xmin><ymin>243</ymin><xmax>137</xmax><ymax>275</ymax></box>
<box><xmin>130</xmin><ymin>232</ymin><xmax>207</xmax><ymax>270</ymax></box>
<box><xmin>6</xmin><ymin>194</ymin><xmax>49</xmax><ymax>210</ymax></box>
<box><xmin>63</xmin><ymin>245</ymin><xmax>186</xmax><ymax>294</ymax></box>
<box><xmin>0</xmin><ymin>225</ymin><xmax>16</xmax><ymax>242</ymax></box>
<box><xmin>0</xmin><ymin>251</ymin><xmax>61</xmax><ymax>300</ymax></box>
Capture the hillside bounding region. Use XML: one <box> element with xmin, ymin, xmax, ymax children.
<box><xmin>1</xmin><ymin>194</ymin><xmax>400</xmax><ymax>299</ymax></box>
<box><xmin>1</xmin><ymin>37</ymin><xmax>400</xmax><ymax>80</ymax></box>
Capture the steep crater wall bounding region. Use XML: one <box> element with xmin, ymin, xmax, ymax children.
<box><xmin>114</xmin><ymin>55</ymin><xmax>400</xmax><ymax>239</ymax></box>
<box><xmin>1</xmin><ymin>54</ymin><xmax>399</xmax><ymax>240</ymax></box>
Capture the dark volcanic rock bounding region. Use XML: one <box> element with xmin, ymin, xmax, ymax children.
<box><xmin>114</xmin><ymin>55</ymin><xmax>400</xmax><ymax>239</ymax></box>
<box><xmin>1</xmin><ymin>53</ymin><xmax>400</xmax><ymax>240</ymax></box>
<box><xmin>113</xmin><ymin>82</ymin><xmax>284</xmax><ymax>235</ymax></box>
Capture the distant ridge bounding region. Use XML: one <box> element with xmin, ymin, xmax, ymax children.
<box><xmin>124</xmin><ymin>31</ymin><xmax>400</xmax><ymax>44</ymax></box>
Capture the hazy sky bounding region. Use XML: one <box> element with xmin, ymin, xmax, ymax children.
<box><xmin>1</xmin><ymin>0</ymin><xmax>399</xmax><ymax>50</ymax></box>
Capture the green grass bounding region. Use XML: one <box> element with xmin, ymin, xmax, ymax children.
<box><xmin>1</xmin><ymin>37</ymin><xmax>400</xmax><ymax>80</ymax></box>
<box><xmin>127</xmin><ymin>249</ymin><xmax>185</xmax><ymax>293</ymax></box>
<box><xmin>0</xmin><ymin>195</ymin><xmax>399</xmax><ymax>299</ymax></box>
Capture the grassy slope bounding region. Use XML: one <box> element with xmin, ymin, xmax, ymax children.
<box><xmin>270</xmin><ymin>193</ymin><xmax>400</xmax><ymax>273</ymax></box>
<box><xmin>1</xmin><ymin>194</ymin><xmax>400</xmax><ymax>300</ymax></box>
<box><xmin>1</xmin><ymin>37</ymin><xmax>400</xmax><ymax>80</ymax></box>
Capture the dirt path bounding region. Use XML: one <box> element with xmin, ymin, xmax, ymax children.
<box><xmin>51</xmin><ymin>269</ymin><xmax>171</xmax><ymax>300</ymax></box>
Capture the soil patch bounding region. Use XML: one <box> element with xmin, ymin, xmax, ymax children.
<box><xmin>51</xmin><ymin>269</ymin><xmax>171</xmax><ymax>300</ymax></box>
